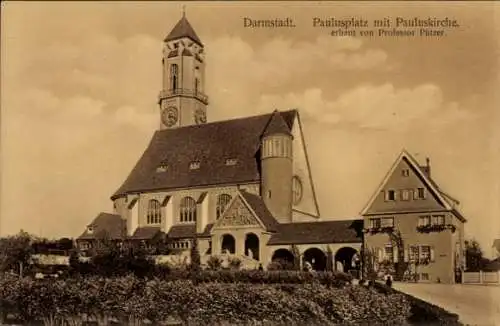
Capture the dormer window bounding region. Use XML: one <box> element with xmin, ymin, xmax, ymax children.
<box><xmin>190</xmin><ymin>161</ymin><xmax>200</xmax><ymax>170</ymax></box>
<box><xmin>156</xmin><ymin>164</ymin><xmax>168</xmax><ymax>173</ymax></box>
<box><xmin>87</xmin><ymin>225</ymin><xmax>94</xmax><ymax>234</ymax></box>
<box><xmin>174</xmin><ymin>42</ymin><xmax>179</xmax><ymax>49</ymax></box>
<box><xmin>225</xmin><ymin>158</ymin><xmax>238</xmax><ymax>166</ymax></box>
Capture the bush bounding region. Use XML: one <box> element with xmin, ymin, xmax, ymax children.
<box><xmin>0</xmin><ymin>274</ymin><xmax>415</xmax><ymax>325</ymax></box>
<box><xmin>207</xmin><ymin>256</ymin><xmax>223</xmax><ymax>270</ymax></box>
<box><xmin>228</xmin><ymin>257</ymin><xmax>242</xmax><ymax>270</ymax></box>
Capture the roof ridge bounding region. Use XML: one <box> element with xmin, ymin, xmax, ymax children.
<box><xmin>156</xmin><ymin>109</ymin><xmax>297</xmax><ymax>134</ymax></box>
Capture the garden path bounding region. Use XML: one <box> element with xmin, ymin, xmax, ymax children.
<box><xmin>393</xmin><ymin>282</ymin><xmax>500</xmax><ymax>326</ymax></box>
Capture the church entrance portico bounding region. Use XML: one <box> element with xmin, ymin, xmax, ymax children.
<box><xmin>221</xmin><ymin>234</ymin><xmax>236</xmax><ymax>254</ymax></box>
<box><xmin>245</xmin><ymin>233</ymin><xmax>259</xmax><ymax>260</ymax></box>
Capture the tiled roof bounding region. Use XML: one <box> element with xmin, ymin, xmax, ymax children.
<box><xmin>240</xmin><ymin>190</ymin><xmax>279</xmax><ymax>232</ymax></box>
<box><xmin>199</xmin><ymin>223</ymin><xmax>214</xmax><ymax>238</ymax></box>
<box><xmin>77</xmin><ymin>213</ymin><xmax>125</xmax><ymax>240</ymax></box>
<box><xmin>167</xmin><ymin>224</ymin><xmax>196</xmax><ymax>239</ymax></box>
<box><xmin>262</xmin><ymin>110</ymin><xmax>292</xmax><ymax>137</ymax></box>
<box><xmin>111</xmin><ymin>110</ymin><xmax>297</xmax><ymax>199</ymax></box>
<box><xmin>267</xmin><ymin>219</ymin><xmax>363</xmax><ymax>245</ymax></box>
<box><xmin>130</xmin><ymin>226</ymin><xmax>163</xmax><ymax>240</ymax></box>
<box><xmin>164</xmin><ymin>15</ymin><xmax>203</xmax><ymax>46</ymax></box>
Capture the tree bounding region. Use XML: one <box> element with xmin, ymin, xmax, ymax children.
<box><xmin>190</xmin><ymin>236</ymin><xmax>201</xmax><ymax>273</ymax></box>
<box><xmin>465</xmin><ymin>239</ymin><xmax>488</xmax><ymax>272</ymax></box>
<box><xmin>326</xmin><ymin>246</ymin><xmax>334</xmax><ymax>272</ymax></box>
<box><xmin>291</xmin><ymin>244</ymin><xmax>301</xmax><ymax>271</ymax></box>
<box><xmin>0</xmin><ymin>230</ymin><xmax>35</xmax><ymax>277</ymax></box>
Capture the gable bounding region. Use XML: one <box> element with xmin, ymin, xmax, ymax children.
<box><xmin>213</xmin><ymin>196</ymin><xmax>262</xmax><ymax>229</ymax></box>
<box><xmin>363</xmin><ymin>152</ymin><xmax>450</xmax><ymax>215</ymax></box>
<box><xmin>291</xmin><ymin>113</ymin><xmax>320</xmax><ymax>220</ymax></box>
<box><xmin>111</xmin><ymin>110</ymin><xmax>297</xmax><ymax>199</ymax></box>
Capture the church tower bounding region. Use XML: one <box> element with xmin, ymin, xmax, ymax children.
<box><xmin>260</xmin><ymin>111</ymin><xmax>294</xmax><ymax>223</ymax></box>
<box><xmin>158</xmin><ymin>12</ymin><xmax>208</xmax><ymax>130</ymax></box>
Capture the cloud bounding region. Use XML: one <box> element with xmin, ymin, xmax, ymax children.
<box><xmin>258</xmin><ymin>83</ymin><xmax>474</xmax><ymax>131</ymax></box>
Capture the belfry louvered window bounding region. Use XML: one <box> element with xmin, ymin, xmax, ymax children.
<box><xmin>180</xmin><ymin>196</ymin><xmax>197</xmax><ymax>222</ymax></box>
<box><xmin>170</xmin><ymin>64</ymin><xmax>178</xmax><ymax>90</ymax></box>
<box><xmin>216</xmin><ymin>194</ymin><xmax>232</xmax><ymax>219</ymax></box>
<box><xmin>147</xmin><ymin>199</ymin><xmax>162</xmax><ymax>224</ymax></box>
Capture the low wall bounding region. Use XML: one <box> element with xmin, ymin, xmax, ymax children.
<box><xmin>462</xmin><ymin>271</ymin><xmax>500</xmax><ymax>284</ymax></box>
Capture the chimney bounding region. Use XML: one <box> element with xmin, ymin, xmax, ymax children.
<box><xmin>426</xmin><ymin>157</ymin><xmax>431</xmax><ymax>177</ymax></box>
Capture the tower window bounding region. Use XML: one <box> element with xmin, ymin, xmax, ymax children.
<box><xmin>170</xmin><ymin>64</ymin><xmax>178</xmax><ymax>90</ymax></box>
<box><xmin>147</xmin><ymin>199</ymin><xmax>162</xmax><ymax>224</ymax></box>
<box><xmin>180</xmin><ymin>196</ymin><xmax>197</xmax><ymax>222</ymax></box>
<box><xmin>195</xmin><ymin>78</ymin><xmax>199</xmax><ymax>94</ymax></box>
<box><xmin>216</xmin><ymin>194</ymin><xmax>232</xmax><ymax>219</ymax></box>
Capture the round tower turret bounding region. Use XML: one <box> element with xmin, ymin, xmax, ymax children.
<box><xmin>260</xmin><ymin>110</ymin><xmax>293</xmax><ymax>223</ymax></box>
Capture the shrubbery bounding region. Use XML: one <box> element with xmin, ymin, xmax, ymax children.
<box><xmin>0</xmin><ymin>274</ymin><xmax>412</xmax><ymax>325</ymax></box>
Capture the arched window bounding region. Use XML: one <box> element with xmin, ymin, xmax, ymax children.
<box><xmin>180</xmin><ymin>196</ymin><xmax>197</xmax><ymax>222</ymax></box>
<box><xmin>216</xmin><ymin>194</ymin><xmax>232</xmax><ymax>219</ymax></box>
<box><xmin>147</xmin><ymin>199</ymin><xmax>162</xmax><ymax>224</ymax></box>
<box><xmin>170</xmin><ymin>64</ymin><xmax>178</xmax><ymax>90</ymax></box>
<box><xmin>194</xmin><ymin>78</ymin><xmax>199</xmax><ymax>94</ymax></box>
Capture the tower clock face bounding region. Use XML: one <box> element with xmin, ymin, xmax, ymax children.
<box><xmin>194</xmin><ymin>108</ymin><xmax>207</xmax><ymax>124</ymax></box>
<box><xmin>162</xmin><ymin>106</ymin><xmax>178</xmax><ymax>127</ymax></box>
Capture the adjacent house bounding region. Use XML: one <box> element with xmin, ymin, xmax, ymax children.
<box><xmin>361</xmin><ymin>150</ymin><xmax>467</xmax><ymax>283</ymax></box>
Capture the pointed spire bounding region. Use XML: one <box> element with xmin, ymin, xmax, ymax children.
<box><xmin>164</xmin><ymin>11</ymin><xmax>203</xmax><ymax>47</ymax></box>
<box><xmin>262</xmin><ymin>110</ymin><xmax>292</xmax><ymax>137</ymax></box>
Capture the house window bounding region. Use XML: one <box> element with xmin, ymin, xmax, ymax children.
<box><xmin>174</xmin><ymin>43</ymin><xmax>179</xmax><ymax>49</ymax></box>
<box><xmin>225</xmin><ymin>158</ymin><xmax>238</xmax><ymax>166</ymax></box>
<box><xmin>402</xmin><ymin>169</ymin><xmax>410</xmax><ymax>177</ymax></box>
<box><xmin>385</xmin><ymin>190</ymin><xmax>396</xmax><ymax>201</ymax></box>
<box><xmin>180</xmin><ymin>196</ymin><xmax>197</xmax><ymax>222</ymax></box>
<box><xmin>370</xmin><ymin>218</ymin><xmax>381</xmax><ymax>229</ymax></box>
<box><xmin>190</xmin><ymin>161</ymin><xmax>200</xmax><ymax>170</ymax></box>
<box><xmin>195</xmin><ymin>78</ymin><xmax>199</xmax><ymax>93</ymax></box>
<box><xmin>216</xmin><ymin>194</ymin><xmax>232</xmax><ymax>219</ymax></box>
<box><xmin>401</xmin><ymin>189</ymin><xmax>410</xmax><ymax>201</ymax></box>
<box><xmin>409</xmin><ymin>245</ymin><xmax>419</xmax><ymax>262</ymax></box>
<box><xmin>418</xmin><ymin>215</ymin><xmax>431</xmax><ymax>226</ymax></box>
<box><xmin>385</xmin><ymin>245</ymin><xmax>394</xmax><ymax>262</ymax></box>
<box><xmin>170</xmin><ymin>64</ymin><xmax>178</xmax><ymax>90</ymax></box>
<box><xmin>420</xmin><ymin>273</ymin><xmax>430</xmax><ymax>281</ymax></box>
<box><xmin>432</xmin><ymin>215</ymin><xmax>445</xmax><ymax>225</ymax></box>
<box><xmin>415</xmin><ymin>187</ymin><xmax>426</xmax><ymax>199</ymax></box>
<box><xmin>147</xmin><ymin>199</ymin><xmax>162</xmax><ymax>224</ymax></box>
<box><xmin>381</xmin><ymin>217</ymin><xmax>394</xmax><ymax>228</ymax></box>
<box><xmin>420</xmin><ymin>246</ymin><xmax>431</xmax><ymax>260</ymax></box>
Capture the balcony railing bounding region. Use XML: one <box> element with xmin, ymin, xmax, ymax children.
<box><xmin>158</xmin><ymin>88</ymin><xmax>208</xmax><ymax>104</ymax></box>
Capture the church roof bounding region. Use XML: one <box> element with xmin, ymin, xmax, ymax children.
<box><xmin>111</xmin><ymin>110</ymin><xmax>297</xmax><ymax>199</ymax></box>
<box><xmin>77</xmin><ymin>212</ymin><xmax>125</xmax><ymax>240</ymax></box>
<box><xmin>267</xmin><ymin>219</ymin><xmax>363</xmax><ymax>245</ymax></box>
<box><xmin>130</xmin><ymin>226</ymin><xmax>163</xmax><ymax>240</ymax></box>
<box><xmin>262</xmin><ymin>110</ymin><xmax>292</xmax><ymax>137</ymax></box>
<box><xmin>164</xmin><ymin>15</ymin><xmax>203</xmax><ymax>47</ymax></box>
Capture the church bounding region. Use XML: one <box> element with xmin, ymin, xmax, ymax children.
<box><xmin>77</xmin><ymin>14</ymin><xmax>467</xmax><ymax>282</ymax></box>
<box><xmin>77</xmin><ymin>13</ymin><xmax>363</xmax><ymax>272</ymax></box>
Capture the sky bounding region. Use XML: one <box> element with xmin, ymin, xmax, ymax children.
<box><xmin>1</xmin><ymin>2</ymin><xmax>499</xmax><ymax>256</ymax></box>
